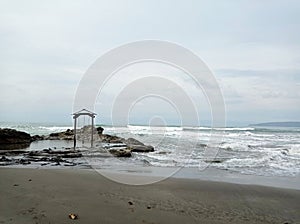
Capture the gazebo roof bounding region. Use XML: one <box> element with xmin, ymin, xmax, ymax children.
<box><xmin>72</xmin><ymin>109</ymin><xmax>97</xmax><ymax>116</ymax></box>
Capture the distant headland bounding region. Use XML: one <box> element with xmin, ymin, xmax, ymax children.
<box><xmin>250</xmin><ymin>121</ymin><xmax>300</xmax><ymax>127</ymax></box>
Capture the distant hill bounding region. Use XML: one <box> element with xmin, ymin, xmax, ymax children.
<box><xmin>250</xmin><ymin>122</ymin><xmax>300</xmax><ymax>127</ymax></box>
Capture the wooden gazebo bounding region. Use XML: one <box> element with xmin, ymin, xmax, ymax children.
<box><xmin>72</xmin><ymin>109</ymin><xmax>97</xmax><ymax>148</ymax></box>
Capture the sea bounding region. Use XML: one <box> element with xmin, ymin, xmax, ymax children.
<box><xmin>1</xmin><ymin>122</ymin><xmax>300</xmax><ymax>178</ymax></box>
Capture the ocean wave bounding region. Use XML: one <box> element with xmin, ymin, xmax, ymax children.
<box><xmin>1</xmin><ymin>122</ymin><xmax>300</xmax><ymax>177</ymax></box>
<box><xmin>183</xmin><ymin>126</ymin><xmax>256</xmax><ymax>132</ymax></box>
<box><xmin>289</xmin><ymin>144</ymin><xmax>300</xmax><ymax>156</ymax></box>
<box><xmin>127</xmin><ymin>125</ymin><xmax>183</xmax><ymax>136</ymax></box>
<box><xmin>38</xmin><ymin>126</ymin><xmax>73</xmax><ymax>131</ymax></box>
<box><xmin>127</xmin><ymin>125</ymin><xmax>182</xmax><ymax>131</ymax></box>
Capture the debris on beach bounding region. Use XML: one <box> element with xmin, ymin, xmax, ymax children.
<box><xmin>68</xmin><ymin>213</ymin><xmax>78</xmax><ymax>220</ymax></box>
<box><xmin>128</xmin><ymin>201</ymin><xmax>134</xmax><ymax>205</ymax></box>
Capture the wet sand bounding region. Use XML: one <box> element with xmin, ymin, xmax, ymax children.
<box><xmin>0</xmin><ymin>168</ymin><xmax>299</xmax><ymax>224</ymax></box>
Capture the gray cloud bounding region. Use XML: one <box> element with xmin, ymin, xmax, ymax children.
<box><xmin>0</xmin><ymin>0</ymin><xmax>299</xmax><ymax>125</ymax></box>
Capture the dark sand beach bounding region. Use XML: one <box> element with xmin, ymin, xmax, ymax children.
<box><xmin>0</xmin><ymin>168</ymin><xmax>299</xmax><ymax>224</ymax></box>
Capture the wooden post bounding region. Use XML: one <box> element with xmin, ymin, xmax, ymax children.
<box><xmin>73</xmin><ymin>116</ymin><xmax>77</xmax><ymax>150</ymax></box>
<box><xmin>91</xmin><ymin>115</ymin><xmax>94</xmax><ymax>147</ymax></box>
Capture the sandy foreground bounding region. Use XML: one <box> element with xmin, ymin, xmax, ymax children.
<box><xmin>0</xmin><ymin>168</ymin><xmax>299</xmax><ymax>224</ymax></box>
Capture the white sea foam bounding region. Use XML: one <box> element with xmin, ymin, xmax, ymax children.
<box><xmin>183</xmin><ymin>126</ymin><xmax>255</xmax><ymax>131</ymax></box>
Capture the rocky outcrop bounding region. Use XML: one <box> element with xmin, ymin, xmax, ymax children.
<box><xmin>0</xmin><ymin>128</ymin><xmax>32</xmax><ymax>150</ymax></box>
<box><xmin>44</xmin><ymin>129</ymin><xmax>74</xmax><ymax>140</ymax></box>
<box><xmin>31</xmin><ymin>135</ymin><xmax>44</xmax><ymax>141</ymax></box>
<box><xmin>41</xmin><ymin>126</ymin><xmax>104</xmax><ymax>141</ymax></box>
<box><xmin>103</xmin><ymin>136</ymin><xmax>154</xmax><ymax>157</ymax></box>
<box><xmin>29</xmin><ymin>125</ymin><xmax>155</xmax><ymax>158</ymax></box>
<box><xmin>43</xmin><ymin>127</ymin><xmax>155</xmax><ymax>156</ymax></box>
<box><xmin>0</xmin><ymin>128</ymin><xmax>32</xmax><ymax>144</ymax></box>
<box><xmin>0</xmin><ymin>148</ymin><xmax>82</xmax><ymax>166</ymax></box>
<box><xmin>0</xmin><ymin>126</ymin><xmax>154</xmax><ymax>160</ymax></box>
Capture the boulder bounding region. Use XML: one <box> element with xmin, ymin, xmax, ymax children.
<box><xmin>45</xmin><ymin>129</ymin><xmax>74</xmax><ymax>140</ymax></box>
<box><xmin>44</xmin><ymin>126</ymin><xmax>103</xmax><ymax>141</ymax></box>
<box><xmin>96</xmin><ymin>126</ymin><xmax>104</xmax><ymax>135</ymax></box>
<box><xmin>123</xmin><ymin>138</ymin><xmax>144</xmax><ymax>146</ymax></box>
<box><xmin>204</xmin><ymin>159</ymin><xmax>224</xmax><ymax>164</ymax></box>
<box><xmin>0</xmin><ymin>128</ymin><xmax>32</xmax><ymax>150</ymax></box>
<box><xmin>109</xmin><ymin>148</ymin><xmax>132</xmax><ymax>157</ymax></box>
<box><xmin>129</xmin><ymin>145</ymin><xmax>154</xmax><ymax>152</ymax></box>
<box><xmin>31</xmin><ymin>135</ymin><xmax>44</xmax><ymax>141</ymax></box>
<box><xmin>0</xmin><ymin>128</ymin><xmax>32</xmax><ymax>144</ymax></box>
<box><xmin>100</xmin><ymin>134</ymin><xmax>124</xmax><ymax>143</ymax></box>
<box><xmin>121</xmin><ymin>137</ymin><xmax>154</xmax><ymax>152</ymax></box>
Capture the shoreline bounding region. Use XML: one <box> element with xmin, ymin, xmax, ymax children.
<box><xmin>1</xmin><ymin>167</ymin><xmax>299</xmax><ymax>223</ymax></box>
<box><xmin>2</xmin><ymin>166</ymin><xmax>299</xmax><ymax>190</ymax></box>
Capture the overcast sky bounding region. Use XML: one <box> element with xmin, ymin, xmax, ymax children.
<box><xmin>0</xmin><ymin>0</ymin><xmax>299</xmax><ymax>126</ymax></box>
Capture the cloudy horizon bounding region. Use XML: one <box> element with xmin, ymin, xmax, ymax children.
<box><xmin>1</xmin><ymin>0</ymin><xmax>299</xmax><ymax>126</ymax></box>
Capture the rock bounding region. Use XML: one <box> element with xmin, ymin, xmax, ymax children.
<box><xmin>31</xmin><ymin>135</ymin><xmax>44</xmax><ymax>141</ymax></box>
<box><xmin>129</xmin><ymin>145</ymin><xmax>154</xmax><ymax>153</ymax></box>
<box><xmin>122</xmin><ymin>137</ymin><xmax>155</xmax><ymax>152</ymax></box>
<box><xmin>197</xmin><ymin>143</ymin><xmax>207</xmax><ymax>148</ymax></box>
<box><xmin>0</xmin><ymin>143</ymin><xmax>30</xmax><ymax>150</ymax></box>
<box><xmin>17</xmin><ymin>158</ymin><xmax>31</xmax><ymax>165</ymax></box>
<box><xmin>281</xmin><ymin>151</ymin><xmax>288</xmax><ymax>156</ymax></box>
<box><xmin>0</xmin><ymin>156</ymin><xmax>11</xmax><ymax>162</ymax></box>
<box><xmin>96</xmin><ymin>126</ymin><xmax>104</xmax><ymax>135</ymax></box>
<box><xmin>281</xmin><ymin>149</ymin><xmax>289</xmax><ymax>156</ymax></box>
<box><xmin>78</xmin><ymin>125</ymin><xmax>104</xmax><ymax>135</ymax></box>
<box><xmin>0</xmin><ymin>150</ymin><xmax>27</xmax><ymax>156</ymax></box>
<box><xmin>0</xmin><ymin>148</ymin><xmax>82</xmax><ymax>167</ymax></box>
<box><xmin>0</xmin><ymin>128</ymin><xmax>32</xmax><ymax>150</ymax></box>
<box><xmin>42</xmin><ymin>148</ymin><xmax>51</xmax><ymax>153</ymax></box>
<box><xmin>0</xmin><ymin>126</ymin><xmax>154</xmax><ymax>159</ymax></box>
<box><xmin>0</xmin><ymin>128</ymin><xmax>32</xmax><ymax>144</ymax></box>
<box><xmin>157</xmin><ymin>151</ymin><xmax>170</xmax><ymax>155</ymax></box>
<box><xmin>123</xmin><ymin>138</ymin><xmax>144</xmax><ymax>146</ymax></box>
<box><xmin>41</xmin><ymin>129</ymin><xmax>74</xmax><ymax>140</ymax></box>
<box><xmin>42</xmin><ymin>127</ymin><xmax>156</xmax><ymax>154</ymax></box>
<box><xmin>100</xmin><ymin>134</ymin><xmax>124</xmax><ymax>143</ymax></box>
<box><xmin>204</xmin><ymin>159</ymin><xmax>223</xmax><ymax>163</ymax></box>
<box><xmin>128</xmin><ymin>201</ymin><xmax>134</xmax><ymax>205</ymax></box>
<box><xmin>49</xmin><ymin>133</ymin><xmax>59</xmax><ymax>137</ymax></box>
<box><xmin>61</xmin><ymin>153</ymin><xmax>82</xmax><ymax>158</ymax></box>
<box><xmin>45</xmin><ymin>129</ymin><xmax>74</xmax><ymax>140</ymax></box>
<box><xmin>109</xmin><ymin>148</ymin><xmax>132</xmax><ymax>157</ymax></box>
<box><xmin>43</xmin><ymin>126</ymin><xmax>121</xmax><ymax>142</ymax></box>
